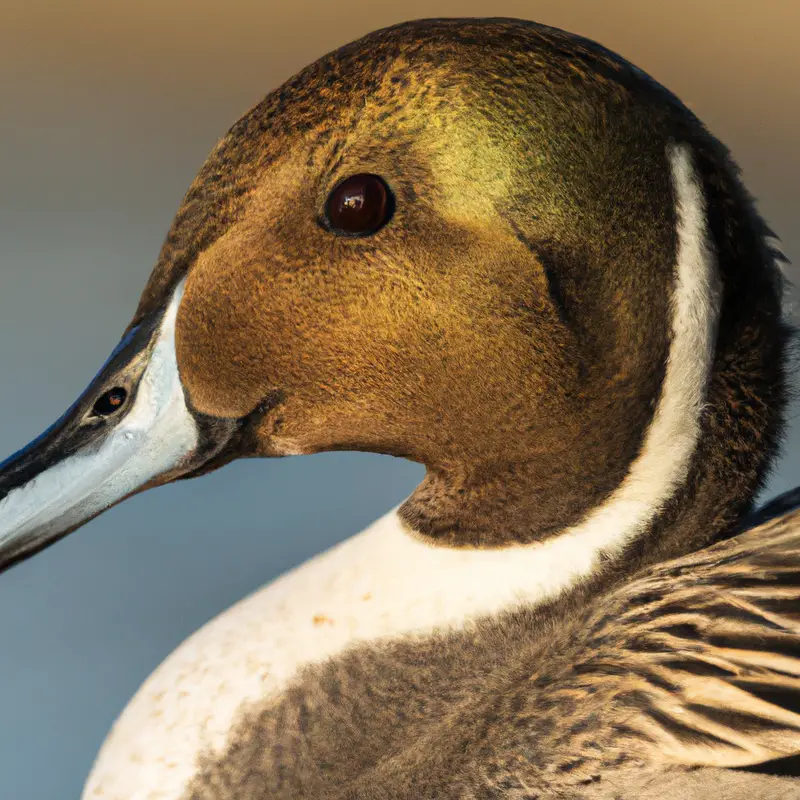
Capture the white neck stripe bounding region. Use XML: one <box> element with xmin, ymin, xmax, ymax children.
<box><xmin>558</xmin><ymin>142</ymin><xmax>722</xmax><ymax>555</ymax></box>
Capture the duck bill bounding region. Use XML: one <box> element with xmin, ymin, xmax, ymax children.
<box><xmin>0</xmin><ymin>282</ymin><xmax>235</xmax><ymax>573</ymax></box>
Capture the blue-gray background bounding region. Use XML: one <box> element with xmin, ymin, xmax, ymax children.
<box><xmin>1</xmin><ymin>1</ymin><xmax>798</xmax><ymax>797</ymax></box>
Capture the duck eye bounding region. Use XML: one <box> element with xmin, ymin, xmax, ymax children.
<box><xmin>324</xmin><ymin>174</ymin><xmax>394</xmax><ymax>236</ymax></box>
<box><xmin>92</xmin><ymin>387</ymin><xmax>128</xmax><ymax>418</ymax></box>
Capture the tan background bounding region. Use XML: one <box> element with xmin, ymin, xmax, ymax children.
<box><xmin>0</xmin><ymin>1</ymin><xmax>797</xmax><ymax>796</ymax></box>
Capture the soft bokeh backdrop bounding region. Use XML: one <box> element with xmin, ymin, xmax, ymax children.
<box><xmin>1</xmin><ymin>1</ymin><xmax>798</xmax><ymax>796</ymax></box>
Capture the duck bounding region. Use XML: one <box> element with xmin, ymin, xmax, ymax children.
<box><xmin>0</xmin><ymin>16</ymin><xmax>798</xmax><ymax>800</ymax></box>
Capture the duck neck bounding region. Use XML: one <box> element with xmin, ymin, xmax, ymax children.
<box><xmin>400</xmin><ymin>142</ymin><xmax>789</xmax><ymax>581</ymax></box>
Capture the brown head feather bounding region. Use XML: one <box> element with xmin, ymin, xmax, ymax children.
<box><xmin>124</xmin><ymin>19</ymin><xmax>789</xmax><ymax>554</ymax></box>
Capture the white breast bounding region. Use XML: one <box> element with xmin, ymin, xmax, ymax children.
<box><xmin>82</xmin><ymin>508</ymin><xmax>614</xmax><ymax>800</ymax></box>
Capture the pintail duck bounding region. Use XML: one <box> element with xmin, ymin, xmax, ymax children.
<box><xmin>0</xmin><ymin>17</ymin><xmax>798</xmax><ymax>800</ymax></box>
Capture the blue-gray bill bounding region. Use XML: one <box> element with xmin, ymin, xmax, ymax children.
<box><xmin>0</xmin><ymin>284</ymin><xmax>234</xmax><ymax>573</ymax></box>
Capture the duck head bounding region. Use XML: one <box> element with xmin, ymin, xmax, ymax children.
<box><xmin>0</xmin><ymin>19</ymin><xmax>789</xmax><ymax>573</ymax></box>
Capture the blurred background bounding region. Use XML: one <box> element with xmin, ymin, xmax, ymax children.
<box><xmin>0</xmin><ymin>1</ymin><xmax>797</xmax><ymax>796</ymax></box>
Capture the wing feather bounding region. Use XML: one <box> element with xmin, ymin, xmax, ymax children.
<box><xmin>565</xmin><ymin>507</ymin><xmax>800</xmax><ymax>768</ymax></box>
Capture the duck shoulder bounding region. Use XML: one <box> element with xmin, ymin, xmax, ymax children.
<box><xmin>543</xmin><ymin>501</ymin><xmax>800</xmax><ymax>774</ymax></box>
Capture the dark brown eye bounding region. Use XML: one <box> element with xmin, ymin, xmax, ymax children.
<box><xmin>324</xmin><ymin>174</ymin><xmax>394</xmax><ymax>236</ymax></box>
<box><xmin>92</xmin><ymin>387</ymin><xmax>128</xmax><ymax>417</ymax></box>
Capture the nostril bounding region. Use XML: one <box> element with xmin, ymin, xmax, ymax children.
<box><xmin>92</xmin><ymin>387</ymin><xmax>128</xmax><ymax>418</ymax></box>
